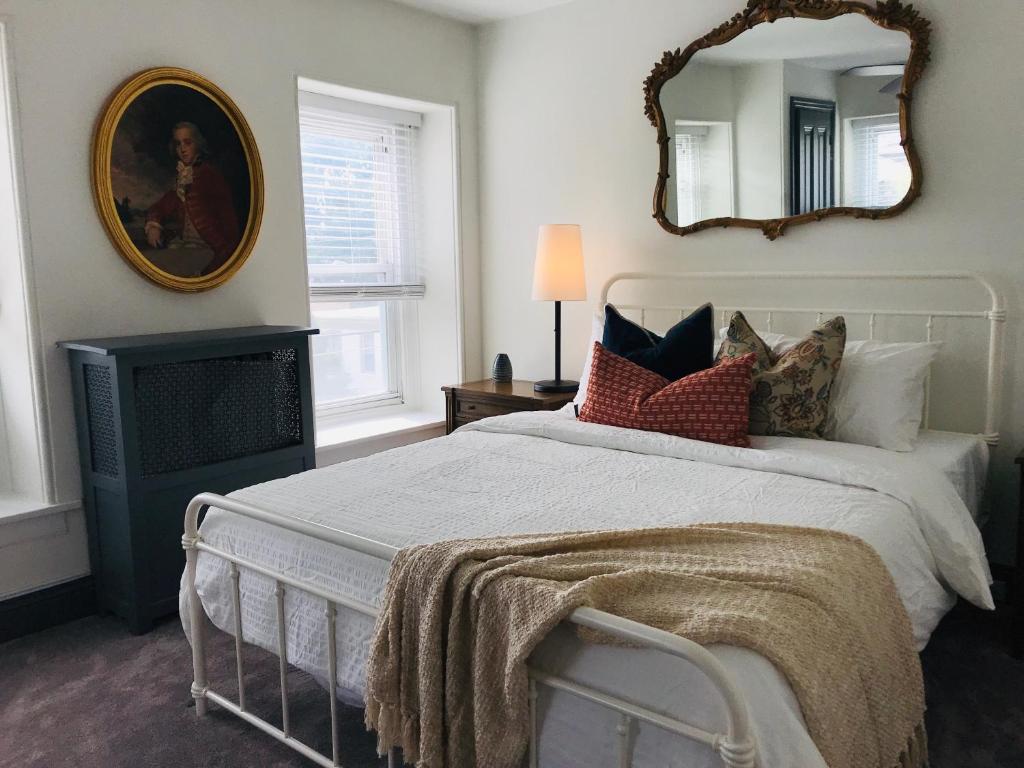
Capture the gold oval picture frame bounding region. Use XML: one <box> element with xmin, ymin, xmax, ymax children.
<box><xmin>92</xmin><ymin>67</ymin><xmax>264</xmax><ymax>291</ymax></box>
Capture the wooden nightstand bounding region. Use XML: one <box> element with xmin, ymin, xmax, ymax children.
<box><xmin>441</xmin><ymin>380</ymin><xmax>576</xmax><ymax>435</ymax></box>
<box><xmin>1013</xmin><ymin>452</ymin><xmax>1024</xmax><ymax>657</ymax></box>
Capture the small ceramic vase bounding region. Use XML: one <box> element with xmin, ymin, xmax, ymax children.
<box><xmin>491</xmin><ymin>353</ymin><xmax>513</xmax><ymax>383</ymax></box>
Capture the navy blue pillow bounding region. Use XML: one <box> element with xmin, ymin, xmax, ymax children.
<box><xmin>601</xmin><ymin>302</ymin><xmax>713</xmax><ymax>381</ymax></box>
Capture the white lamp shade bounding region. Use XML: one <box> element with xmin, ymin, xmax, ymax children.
<box><xmin>532</xmin><ymin>224</ymin><xmax>586</xmax><ymax>301</ymax></box>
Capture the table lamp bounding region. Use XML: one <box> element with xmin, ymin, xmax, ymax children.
<box><xmin>532</xmin><ymin>224</ymin><xmax>586</xmax><ymax>393</ymax></box>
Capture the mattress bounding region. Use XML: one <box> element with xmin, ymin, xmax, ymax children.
<box><xmin>181</xmin><ymin>410</ymin><xmax>992</xmax><ymax>768</ymax></box>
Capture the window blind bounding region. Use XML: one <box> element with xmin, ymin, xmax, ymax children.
<box><xmin>299</xmin><ymin>100</ymin><xmax>422</xmax><ymax>299</ymax></box>
<box><xmin>848</xmin><ymin>114</ymin><xmax>908</xmax><ymax>209</ymax></box>
<box><xmin>674</xmin><ymin>129</ymin><xmax>703</xmax><ymax>226</ymax></box>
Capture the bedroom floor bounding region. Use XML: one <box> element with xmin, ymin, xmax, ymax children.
<box><xmin>0</xmin><ymin>605</ymin><xmax>1021</xmax><ymax>768</ymax></box>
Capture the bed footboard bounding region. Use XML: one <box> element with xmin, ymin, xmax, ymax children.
<box><xmin>182</xmin><ymin>492</ymin><xmax>756</xmax><ymax>768</ymax></box>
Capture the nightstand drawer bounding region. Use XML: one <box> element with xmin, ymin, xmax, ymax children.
<box><xmin>455</xmin><ymin>397</ymin><xmax>511</xmax><ymax>421</ymax></box>
<box><xmin>451</xmin><ymin>416</ymin><xmax>479</xmax><ymax>430</ymax></box>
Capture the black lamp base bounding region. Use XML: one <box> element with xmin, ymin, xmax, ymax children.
<box><xmin>534</xmin><ymin>379</ymin><xmax>579</xmax><ymax>394</ymax></box>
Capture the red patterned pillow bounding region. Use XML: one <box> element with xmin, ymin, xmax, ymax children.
<box><xmin>578</xmin><ymin>342</ymin><xmax>755</xmax><ymax>447</ymax></box>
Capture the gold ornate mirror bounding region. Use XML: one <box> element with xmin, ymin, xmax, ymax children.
<box><xmin>644</xmin><ymin>0</ymin><xmax>931</xmax><ymax>239</ymax></box>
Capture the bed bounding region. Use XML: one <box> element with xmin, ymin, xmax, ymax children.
<box><xmin>180</xmin><ymin>271</ymin><xmax>1005</xmax><ymax>768</ymax></box>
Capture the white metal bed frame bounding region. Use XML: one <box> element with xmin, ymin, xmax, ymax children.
<box><xmin>183</xmin><ymin>270</ymin><xmax>1004</xmax><ymax>768</ymax></box>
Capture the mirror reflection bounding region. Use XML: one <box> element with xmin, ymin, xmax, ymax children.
<box><xmin>661</xmin><ymin>14</ymin><xmax>911</xmax><ymax>228</ymax></box>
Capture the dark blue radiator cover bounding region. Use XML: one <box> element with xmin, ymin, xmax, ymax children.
<box><xmin>59</xmin><ymin>325</ymin><xmax>318</xmax><ymax>633</ymax></box>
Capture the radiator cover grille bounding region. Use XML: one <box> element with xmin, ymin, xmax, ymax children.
<box><xmin>133</xmin><ymin>349</ymin><xmax>303</xmax><ymax>477</ymax></box>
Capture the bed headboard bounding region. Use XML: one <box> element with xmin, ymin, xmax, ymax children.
<box><xmin>599</xmin><ymin>271</ymin><xmax>1006</xmax><ymax>446</ymax></box>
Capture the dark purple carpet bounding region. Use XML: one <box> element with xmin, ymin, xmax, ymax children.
<box><xmin>1</xmin><ymin>604</ymin><xmax>1022</xmax><ymax>767</ymax></box>
<box><xmin>0</xmin><ymin>615</ymin><xmax>385</xmax><ymax>768</ymax></box>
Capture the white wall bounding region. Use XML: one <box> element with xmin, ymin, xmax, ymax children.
<box><xmin>660</xmin><ymin>62</ymin><xmax>735</xmax><ymax>220</ymax></box>
<box><xmin>839</xmin><ymin>73</ymin><xmax>903</xmax><ymax>119</ymax></box>
<box><xmin>0</xmin><ymin>0</ymin><xmax>481</xmax><ymax>597</ymax></box>
<box><xmin>660</xmin><ymin>62</ymin><xmax>736</xmax><ymax>124</ymax></box>
<box><xmin>699</xmin><ymin>123</ymin><xmax>735</xmax><ymax>220</ymax></box>
<box><xmin>784</xmin><ymin>62</ymin><xmax>840</xmax><ymax>104</ymax></box>
<box><xmin>478</xmin><ymin>0</ymin><xmax>1024</xmax><ymax>564</ymax></box>
<box><xmin>733</xmin><ymin>62</ymin><xmax>784</xmax><ymax>218</ymax></box>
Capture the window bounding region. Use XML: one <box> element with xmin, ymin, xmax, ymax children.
<box><xmin>359</xmin><ymin>330</ymin><xmax>377</xmax><ymax>374</ymax></box>
<box><xmin>673</xmin><ymin>121</ymin><xmax>734</xmax><ymax>227</ymax></box>
<box><xmin>0</xmin><ymin>20</ymin><xmax>51</xmax><ymax>502</ymax></box>
<box><xmin>298</xmin><ymin>93</ymin><xmax>422</xmax><ymax>414</ymax></box>
<box><xmin>846</xmin><ymin>114</ymin><xmax>910</xmax><ymax>209</ymax></box>
<box><xmin>674</xmin><ymin>129</ymin><xmax>702</xmax><ymax>226</ymax></box>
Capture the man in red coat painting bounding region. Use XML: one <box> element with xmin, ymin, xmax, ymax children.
<box><xmin>145</xmin><ymin>122</ymin><xmax>240</xmax><ymax>275</ymax></box>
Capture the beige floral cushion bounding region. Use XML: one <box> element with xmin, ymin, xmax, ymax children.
<box><xmin>717</xmin><ymin>311</ymin><xmax>846</xmax><ymax>438</ymax></box>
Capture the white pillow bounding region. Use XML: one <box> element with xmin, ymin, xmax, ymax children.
<box><xmin>573</xmin><ymin>313</ymin><xmax>605</xmax><ymax>409</ymax></box>
<box><xmin>826</xmin><ymin>339</ymin><xmax>941</xmax><ymax>451</ymax></box>
<box><xmin>717</xmin><ymin>327</ymin><xmax>940</xmax><ymax>451</ymax></box>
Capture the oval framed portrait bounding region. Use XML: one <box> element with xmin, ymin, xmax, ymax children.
<box><xmin>92</xmin><ymin>67</ymin><xmax>263</xmax><ymax>292</ymax></box>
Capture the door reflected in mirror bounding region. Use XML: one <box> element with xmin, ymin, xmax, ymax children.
<box><xmin>647</xmin><ymin>1</ymin><xmax>930</xmax><ymax>238</ymax></box>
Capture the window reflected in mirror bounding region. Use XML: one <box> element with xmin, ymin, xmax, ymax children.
<box><xmin>845</xmin><ymin>112</ymin><xmax>910</xmax><ymax>208</ymax></box>
<box><xmin>672</xmin><ymin>121</ymin><xmax>734</xmax><ymax>227</ymax></box>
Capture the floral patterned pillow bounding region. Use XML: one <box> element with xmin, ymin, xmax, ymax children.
<box><xmin>716</xmin><ymin>311</ymin><xmax>846</xmax><ymax>438</ymax></box>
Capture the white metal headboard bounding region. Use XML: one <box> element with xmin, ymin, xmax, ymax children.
<box><xmin>599</xmin><ymin>271</ymin><xmax>1006</xmax><ymax>446</ymax></box>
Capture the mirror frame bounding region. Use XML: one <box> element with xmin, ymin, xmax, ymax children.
<box><xmin>643</xmin><ymin>0</ymin><xmax>932</xmax><ymax>240</ymax></box>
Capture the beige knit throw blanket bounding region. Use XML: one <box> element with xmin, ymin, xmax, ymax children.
<box><xmin>364</xmin><ymin>523</ymin><xmax>927</xmax><ymax>768</ymax></box>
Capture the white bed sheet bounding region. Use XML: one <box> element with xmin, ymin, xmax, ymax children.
<box><xmin>911</xmin><ymin>430</ymin><xmax>989</xmax><ymax>521</ymax></box>
<box><xmin>181</xmin><ymin>410</ymin><xmax>992</xmax><ymax>768</ymax></box>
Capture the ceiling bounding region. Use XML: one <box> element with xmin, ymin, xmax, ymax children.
<box><xmin>390</xmin><ymin>0</ymin><xmax>573</xmax><ymax>24</ymax></box>
<box><xmin>696</xmin><ymin>15</ymin><xmax>909</xmax><ymax>71</ymax></box>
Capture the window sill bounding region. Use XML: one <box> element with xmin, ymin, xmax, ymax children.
<box><xmin>0</xmin><ymin>495</ymin><xmax>78</xmax><ymax>525</ymax></box>
<box><xmin>315</xmin><ymin>409</ymin><xmax>445</xmax><ymax>466</ymax></box>
<box><xmin>0</xmin><ymin>496</ymin><xmax>80</xmax><ymax>550</ymax></box>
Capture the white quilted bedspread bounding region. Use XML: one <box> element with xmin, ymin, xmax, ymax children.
<box><xmin>181</xmin><ymin>409</ymin><xmax>992</xmax><ymax>768</ymax></box>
